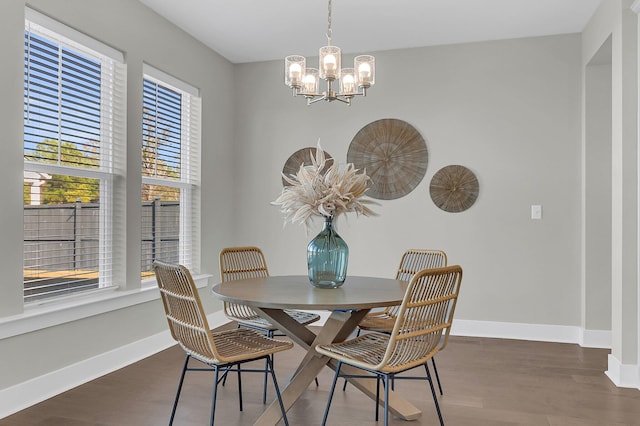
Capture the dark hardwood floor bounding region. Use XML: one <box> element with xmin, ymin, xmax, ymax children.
<box><xmin>3</xmin><ymin>326</ymin><xmax>640</xmax><ymax>425</ymax></box>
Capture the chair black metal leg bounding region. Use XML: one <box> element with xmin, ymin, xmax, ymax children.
<box><xmin>210</xmin><ymin>366</ymin><xmax>220</xmax><ymax>426</ymax></box>
<box><xmin>375</xmin><ymin>375</ymin><xmax>381</xmax><ymax>421</ymax></box>
<box><xmin>237</xmin><ymin>363</ymin><xmax>243</xmax><ymax>411</ymax></box>
<box><xmin>425</xmin><ymin>364</ymin><xmax>445</xmax><ymax>426</ymax></box>
<box><xmin>220</xmin><ymin>365</ymin><xmax>231</xmax><ymax>387</ymax></box>
<box><xmin>264</xmin><ymin>330</ymin><xmax>274</xmax><ymax>404</ymax></box>
<box><xmin>383</xmin><ymin>374</ymin><xmax>390</xmax><ymax>426</ymax></box>
<box><xmin>431</xmin><ymin>357</ymin><xmax>444</xmax><ymax>395</ymax></box>
<box><xmin>321</xmin><ymin>361</ymin><xmax>343</xmax><ymax>426</ymax></box>
<box><xmin>262</xmin><ymin>356</ymin><xmax>270</xmax><ymax>403</ymax></box>
<box><xmin>266</xmin><ymin>356</ymin><xmax>290</xmax><ymax>426</ymax></box>
<box><xmin>169</xmin><ymin>354</ymin><xmax>190</xmax><ymax>425</ymax></box>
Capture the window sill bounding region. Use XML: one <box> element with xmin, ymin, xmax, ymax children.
<box><xmin>0</xmin><ymin>274</ymin><xmax>212</xmax><ymax>340</ymax></box>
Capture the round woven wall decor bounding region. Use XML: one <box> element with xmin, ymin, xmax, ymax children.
<box><xmin>429</xmin><ymin>165</ymin><xmax>479</xmax><ymax>213</ymax></box>
<box><xmin>347</xmin><ymin>118</ymin><xmax>428</xmax><ymax>200</ymax></box>
<box><xmin>282</xmin><ymin>147</ymin><xmax>334</xmax><ymax>186</ymax></box>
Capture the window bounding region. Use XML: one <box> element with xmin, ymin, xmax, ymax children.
<box><xmin>141</xmin><ymin>65</ymin><xmax>201</xmax><ymax>279</ymax></box>
<box><xmin>23</xmin><ymin>9</ymin><xmax>126</xmax><ymax>302</ymax></box>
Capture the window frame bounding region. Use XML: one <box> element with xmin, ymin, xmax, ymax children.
<box><xmin>23</xmin><ymin>8</ymin><xmax>126</xmax><ymax>303</ymax></box>
<box><xmin>141</xmin><ymin>64</ymin><xmax>201</xmax><ymax>279</ymax></box>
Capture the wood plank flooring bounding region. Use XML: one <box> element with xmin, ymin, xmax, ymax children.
<box><xmin>2</xmin><ymin>327</ymin><xmax>640</xmax><ymax>425</ymax></box>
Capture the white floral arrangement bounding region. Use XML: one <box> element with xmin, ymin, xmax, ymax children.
<box><xmin>272</xmin><ymin>142</ymin><xmax>378</xmax><ymax>231</ymax></box>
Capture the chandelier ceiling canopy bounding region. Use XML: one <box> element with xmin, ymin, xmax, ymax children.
<box><xmin>284</xmin><ymin>0</ymin><xmax>375</xmax><ymax>106</ymax></box>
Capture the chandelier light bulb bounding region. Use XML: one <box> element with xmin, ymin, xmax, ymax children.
<box><xmin>285</xmin><ymin>55</ymin><xmax>306</xmax><ymax>88</ymax></box>
<box><xmin>302</xmin><ymin>68</ymin><xmax>319</xmax><ymax>95</ymax></box>
<box><xmin>319</xmin><ymin>45</ymin><xmax>341</xmax><ymax>80</ymax></box>
<box><xmin>289</xmin><ymin>63</ymin><xmax>302</xmax><ymax>82</ymax></box>
<box><xmin>324</xmin><ymin>54</ymin><xmax>336</xmax><ymax>70</ymax></box>
<box><xmin>355</xmin><ymin>55</ymin><xmax>375</xmax><ymax>88</ymax></box>
<box><xmin>340</xmin><ymin>68</ymin><xmax>356</xmax><ymax>95</ymax></box>
<box><xmin>358</xmin><ymin>63</ymin><xmax>370</xmax><ymax>79</ymax></box>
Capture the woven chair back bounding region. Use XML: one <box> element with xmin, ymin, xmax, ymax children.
<box><xmin>395</xmin><ymin>249</ymin><xmax>447</xmax><ymax>281</ymax></box>
<box><xmin>382</xmin><ymin>265</ymin><xmax>462</xmax><ymax>372</ymax></box>
<box><xmin>220</xmin><ymin>246</ymin><xmax>270</xmax><ymax>281</ymax></box>
<box><xmin>219</xmin><ymin>246</ymin><xmax>269</xmax><ymax>321</ymax></box>
<box><xmin>153</xmin><ymin>261</ymin><xmax>221</xmax><ymax>364</ymax></box>
<box><xmin>383</xmin><ymin>249</ymin><xmax>448</xmax><ymax>318</ymax></box>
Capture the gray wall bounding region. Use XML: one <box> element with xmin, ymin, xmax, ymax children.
<box><xmin>0</xmin><ymin>0</ymin><xmax>234</xmax><ymax>388</ymax></box>
<box><xmin>231</xmin><ymin>34</ymin><xmax>583</xmax><ymax>327</ymax></box>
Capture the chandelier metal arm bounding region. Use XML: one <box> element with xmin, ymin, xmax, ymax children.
<box><xmin>291</xmin><ymin>85</ymin><xmax>369</xmax><ymax>106</ymax></box>
<box><xmin>308</xmin><ymin>95</ymin><xmax>350</xmax><ymax>105</ymax></box>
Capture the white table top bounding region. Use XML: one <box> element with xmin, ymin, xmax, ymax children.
<box><xmin>211</xmin><ymin>275</ymin><xmax>408</xmax><ymax>311</ymax></box>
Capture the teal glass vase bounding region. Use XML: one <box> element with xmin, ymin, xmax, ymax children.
<box><xmin>307</xmin><ymin>216</ymin><xmax>349</xmax><ymax>288</ymax></box>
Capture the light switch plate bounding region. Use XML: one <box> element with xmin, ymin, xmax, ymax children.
<box><xmin>531</xmin><ymin>205</ymin><xmax>542</xmax><ymax>220</ymax></box>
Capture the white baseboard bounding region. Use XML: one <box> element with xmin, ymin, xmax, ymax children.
<box><xmin>579</xmin><ymin>328</ymin><xmax>612</xmax><ymax>348</ymax></box>
<box><xmin>0</xmin><ymin>310</ymin><xmax>230</xmax><ymax>420</ymax></box>
<box><xmin>451</xmin><ymin>319</ymin><xmax>581</xmax><ymax>343</ymax></box>
<box><xmin>606</xmin><ymin>353</ymin><xmax>640</xmax><ymax>389</ymax></box>
<box><xmin>450</xmin><ymin>319</ymin><xmax>612</xmax><ymax>349</ymax></box>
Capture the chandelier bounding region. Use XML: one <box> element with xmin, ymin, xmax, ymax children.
<box><xmin>284</xmin><ymin>0</ymin><xmax>375</xmax><ymax>106</ymax></box>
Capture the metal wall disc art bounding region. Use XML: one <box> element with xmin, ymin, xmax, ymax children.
<box><xmin>347</xmin><ymin>118</ymin><xmax>428</xmax><ymax>200</ymax></box>
<box><xmin>282</xmin><ymin>147</ymin><xmax>334</xmax><ymax>186</ymax></box>
<box><xmin>430</xmin><ymin>165</ymin><xmax>479</xmax><ymax>212</ymax></box>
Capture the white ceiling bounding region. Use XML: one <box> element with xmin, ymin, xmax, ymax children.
<box><xmin>138</xmin><ymin>0</ymin><xmax>601</xmax><ymax>64</ymax></box>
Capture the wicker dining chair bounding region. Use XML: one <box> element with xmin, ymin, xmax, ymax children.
<box><xmin>219</xmin><ymin>246</ymin><xmax>321</xmax><ymax>398</ymax></box>
<box><xmin>220</xmin><ymin>247</ymin><xmax>321</xmax><ymax>336</ymax></box>
<box><xmin>317</xmin><ymin>265</ymin><xmax>462</xmax><ymax>426</ymax></box>
<box><xmin>347</xmin><ymin>249</ymin><xmax>448</xmax><ymax>394</ymax></box>
<box><xmin>153</xmin><ymin>261</ymin><xmax>292</xmax><ymax>426</ymax></box>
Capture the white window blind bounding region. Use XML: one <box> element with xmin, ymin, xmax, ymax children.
<box><xmin>23</xmin><ymin>9</ymin><xmax>126</xmax><ymax>302</ymax></box>
<box><xmin>141</xmin><ymin>65</ymin><xmax>201</xmax><ymax>279</ymax></box>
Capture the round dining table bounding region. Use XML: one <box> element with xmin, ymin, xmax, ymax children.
<box><xmin>211</xmin><ymin>275</ymin><xmax>422</xmax><ymax>425</ymax></box>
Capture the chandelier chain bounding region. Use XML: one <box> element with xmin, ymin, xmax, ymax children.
<box><xmin>327</xmin><ymin>0</ymin><xmax>332</xmax><ymax>45</ymax></box>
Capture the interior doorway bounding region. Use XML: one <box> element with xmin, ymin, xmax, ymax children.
<box><xmin>583</xmin><ymin>35</ymin><xmax>612</xmax><ymax>337</ymax></box>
